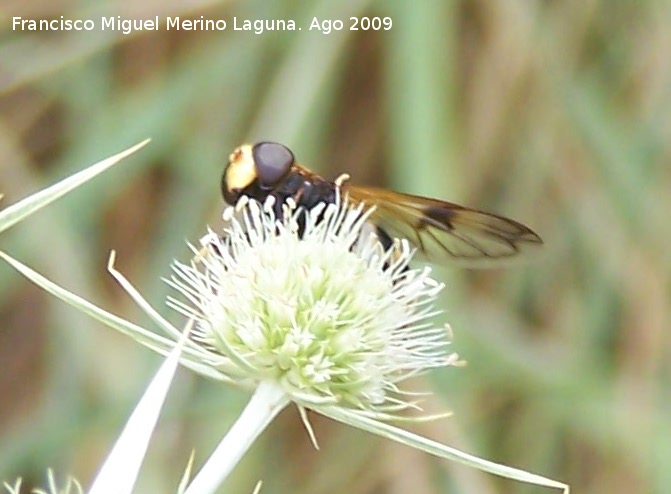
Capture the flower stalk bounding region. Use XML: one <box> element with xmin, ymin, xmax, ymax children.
<box><xmin>184</xmin><ymin>381</ymin><xmax>290</xmax><ymax>494</ymax></box>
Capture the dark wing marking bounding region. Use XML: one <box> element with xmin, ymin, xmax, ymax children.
<box><xmin>346</xmin><ymin>185</ymin><xmax>543</xmax><ymax>267</ymax></box>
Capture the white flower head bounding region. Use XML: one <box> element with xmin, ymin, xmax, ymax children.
<box><xmin>168</xmin><ymin>195</ymin><xmax>459</xmax><ymax>415</ymax></box>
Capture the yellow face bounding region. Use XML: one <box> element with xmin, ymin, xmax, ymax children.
<box><xmin>224</xmin><ymin>144</ymin><xmax>257</xmax><ymax>194</ymax></box>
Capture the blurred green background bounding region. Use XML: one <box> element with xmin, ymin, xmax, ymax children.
<box><xmin>1</xmin><ymin>0</ymin><xmax>669</xmax><ymax>492</ymax></box>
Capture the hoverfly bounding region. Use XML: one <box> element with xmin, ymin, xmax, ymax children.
<box><xmin>221</xmin><ymin>142</ymin><xmax>542</xmax><ymax>266</ymax></box>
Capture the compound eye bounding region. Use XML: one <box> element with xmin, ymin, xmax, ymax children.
<box><xmin>252</xmin><ymin>142</ymin><xmax>295</xmax><ymax>188</ymax></box>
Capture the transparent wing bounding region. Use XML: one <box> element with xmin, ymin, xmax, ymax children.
<box><xmin>346</xmin><ymin>185</ymin><xmax>543</xmax><ymax>267</ymax></box>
